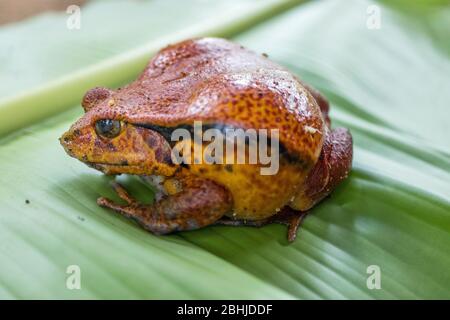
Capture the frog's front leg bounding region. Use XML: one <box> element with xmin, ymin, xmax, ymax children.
<box><xmin>97</xmin><ymin>176</ymin><xmax>232</xmax><ymax>234</ymax></box>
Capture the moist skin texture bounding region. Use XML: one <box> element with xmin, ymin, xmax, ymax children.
<box><xmin>60</xmin><ymin>37</ymin><xmax>353</xmax><ymax>242</ymax></box>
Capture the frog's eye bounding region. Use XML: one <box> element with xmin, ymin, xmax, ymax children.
<box><xmin>95</xmin><ymin>119</ymin><xmax>122</xmax><ymax>138</ymax></box>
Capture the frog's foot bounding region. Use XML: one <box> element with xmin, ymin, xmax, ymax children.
<box><xmin>214</xmin><ymin>207</ymin><xmax>307</xmax><ymax>242</ymax></box>
<box><xmin>109</xmin><ymin>181</ymin><xmax>137</xmax><ymax>205</ymax></box>
<box><xmin>97</xmin><ymin>176</ymin><xmax>232</xmax><ymax>235</ymax></box>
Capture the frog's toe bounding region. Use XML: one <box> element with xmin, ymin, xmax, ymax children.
<box><xmin>97</xmin><ymin>196</ymin><xmax>139</xmax><ymax>221</ymax></box>
<box><xmin>284</xmin><ymin>212</ymin><xmax>306</xmax><ymax>242</ymax></box>
<box><xmin>215</xmin><ymin>207</ymin><xmax>307</xmax><ymax>242</ymax></box>
<box><xmin>97</xmin><ymin>196</ymin><xmax>119</xmax><ymax>210</ymax></box>
<box><xmin>110</xmin><ymin>181</ymin><xmax>136</xmax><ymax>205</ymax></box>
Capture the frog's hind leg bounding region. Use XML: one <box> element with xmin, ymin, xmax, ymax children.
<box><xmin>97</xmin><ymin>176</ymin><xmax>232</xmax><ymax>235</ymax></box>
<box><xmin>290</xmin><ymin>126</ymin><xmax>353</xmax><ymax>212</ymax></box>
<box><xmin>214</xmin><ymin>207</ymin><xmax>307</xmax><ymax>242</ymax></box>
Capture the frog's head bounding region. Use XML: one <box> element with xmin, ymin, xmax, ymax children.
<box><xmin>60</xmin><ymin>87</ymin><xmax>176</xmax><ymax>176</ymax></box>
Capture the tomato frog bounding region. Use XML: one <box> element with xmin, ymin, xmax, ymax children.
<box><xmin>60</xmin><ymin>38</ymin><xmax>353</xmax><ymax>242</ymax></box>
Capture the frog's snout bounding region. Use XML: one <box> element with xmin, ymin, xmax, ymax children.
<box><xmin>59</xmin><ymin>128</ymin><xmax>84</xmax><ymax>158</ymax></box>
<box><xmin>60</xmin><ymin>131</ymin><xmax>74</xmax><ymax>156</ymax></box>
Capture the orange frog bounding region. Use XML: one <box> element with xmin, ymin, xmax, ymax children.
<box><xmin>60</xmin><ymin>38</ymin><xmax>352</xmax><ymax>242</ymax></box>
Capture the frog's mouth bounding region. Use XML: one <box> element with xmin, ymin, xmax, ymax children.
<box><xmin>87</xmin><ymin>161</ymin><xmax>130</xmax><ymax>167</ymax></box>
<box><xmin>86</xmin><ymin>161</ymin><xmax>146</xmax><ymax>175</ymax></box>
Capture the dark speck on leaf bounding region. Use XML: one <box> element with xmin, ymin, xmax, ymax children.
<box><xmin>25</xmin><ymin>199</ymin><xmax>30</xmax><ymax>204</ymax></box>
<box><xmin>77</xmin><ymin>216</ymin><xmax>85</xmax><ymax>222</ymax></box>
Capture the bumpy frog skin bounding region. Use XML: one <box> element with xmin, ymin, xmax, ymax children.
<box><xmin>60</xmin><ymin>38</ymin><xmax>352</xmax><ymax>242</ymax></box>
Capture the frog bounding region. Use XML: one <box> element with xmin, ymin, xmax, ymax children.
<box><xmin>60</xmin><ymin>37</ymin><xmax>353</xmax><ymax>242</ymax></box>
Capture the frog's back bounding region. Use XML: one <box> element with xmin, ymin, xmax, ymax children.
<box><xmin>110</xmin><ymin>38</ymin><xmax>325</xmax><ymax>167</ymax></box>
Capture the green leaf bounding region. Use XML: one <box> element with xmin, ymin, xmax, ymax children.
<box><xmin>0</xmin><ymin>0</ymin><xmax>301</xmax><ymax>136</ymax></box>
<box><xmin>0</xmin><ymin>0</ymin><xmax>449</xmax><ymax>299</ymax></box>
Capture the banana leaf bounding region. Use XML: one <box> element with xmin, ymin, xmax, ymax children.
<box><xmin>0</xmin><ymin>0</ymin><xmax>449</xmax><ymax>299</ymax></box>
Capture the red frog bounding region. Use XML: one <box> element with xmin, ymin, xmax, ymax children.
<box><xmin>60</xmin><ymin>38</ymin><xmax>353</xmax><ymax>242</ymax></box>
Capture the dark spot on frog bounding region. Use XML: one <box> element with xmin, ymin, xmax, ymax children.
<box><xmin>25</xmin><ymin>199</ymin><xmax>30</xmax><ymax>204</ymax></box>
<box><xmin>120</xmin><ymin>160</ymin><xmax>129</xmax><ymax>166</ymax></box>
<box><xmin>73</xmin><ymin>129</ymin><xmax>81</xmax><ymax>137</ymax></box>
<box><xmin>181</xmin><ymin>163</ymin><xmax>190</xmax><ymax>169</ymax></box>
<box><xmin>154</xmin><ymin>148</ymin><xmax>172</xmax><ymax>165</ymax></box>
<box><xmin>225</xmin><ymin>164</ymin><xmax>233</xmax><ymax>172</ymax></box>
<box><xmin>94</xmin><ymin>138</ymin><xmax>102</xmax><ymax>148</ymax></box>
<box><xmin>106</xmin><ymin>142</ymin><xmax>117</xmax><ymax>152</ymax></box>
<box><xmin>146</xmin><ymin>136</ymin><xmax>158</xmax><ymax>148</ymax></box>
<box><xmin>164</xmin><ymin>152</ymin><xmax>174</xmax><ymax>164</ymax></box>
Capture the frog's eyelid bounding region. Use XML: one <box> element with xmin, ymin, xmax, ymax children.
<box><xmin>82</xmin><ymin>87</ymin><xmax>113</xmax><ymax>112</ymax></box>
